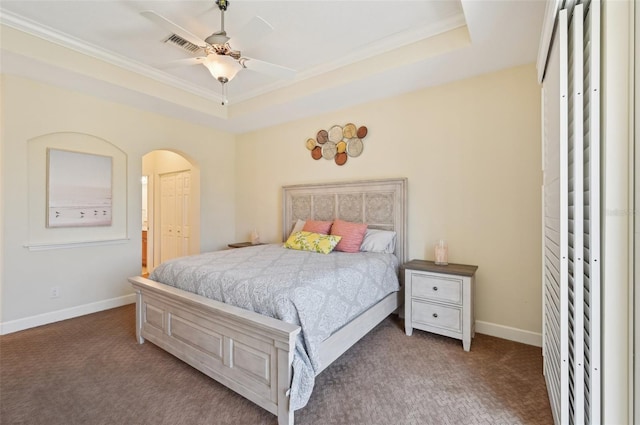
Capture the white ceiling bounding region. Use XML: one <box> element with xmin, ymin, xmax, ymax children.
<box><xmin>0</xmin><ymin>0</ymin><xmax>546</xmax><ymax>133</ymax></box>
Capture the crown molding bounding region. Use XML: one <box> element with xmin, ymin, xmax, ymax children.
<box><xmin>0</xmin><ymin>8</ymin><xmax>223</xmax><ymax>103</ymax></box>
<box><xmin>1</xmin><ymin>7</ymin><xmax>466</xmax><ymax>109</ymax></box>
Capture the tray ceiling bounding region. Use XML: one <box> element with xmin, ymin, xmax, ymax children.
<box><xmin>0</xmin><ymin>1</ymin><xmax>545</xmax><ymax>133</ymax></box>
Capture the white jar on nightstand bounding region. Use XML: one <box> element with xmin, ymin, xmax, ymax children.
<box><xmin>403</xmin><ymin>259</ymin><xmax>478</xmax><ymax>351</ymax></box>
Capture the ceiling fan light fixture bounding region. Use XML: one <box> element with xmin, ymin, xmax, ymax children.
<box><xmin>204</xmin><ymin>54</ymin><xmax>243</xmax><ymax>82</ymax></box>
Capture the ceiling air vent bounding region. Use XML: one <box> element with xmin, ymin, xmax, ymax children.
<box><xmin>164</xmin><ymin>34</ymin><xmax>202</xmax><ymax>53</ymax></box>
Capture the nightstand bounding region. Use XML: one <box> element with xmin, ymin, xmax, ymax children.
<box><xmin>227</xmin><ymin>242</ymin><xmax>265</xmax><ymax>248</ymax></box>
<box><xmin>403</xmin><ymin>259</ymin><xmax>478</xmax><ymax>351</ymax></box>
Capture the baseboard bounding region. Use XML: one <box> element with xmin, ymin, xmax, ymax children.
<box><xmin>0</xmin><ymin>297</ymin><xmax>542</xmax><ymax>346</ymax></box>
<box><xmin>0</xmin><ymin>294</ymin><xmax>136</xmax><ymax>335</ymax></box>
<box><xmin>475</xmin><ymin>320</ymin><xmax>542</xmax><ymax>347</ymax></box>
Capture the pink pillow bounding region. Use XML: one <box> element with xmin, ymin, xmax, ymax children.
<box><xmin>331</xmin><ymin>219</ymin><xmax>368</xmax><ymax>253</ymax></box>
<box><xmin>302</xmin><ymin>220</ymin><xmax>333</xmax><ymax>235</ymax></box>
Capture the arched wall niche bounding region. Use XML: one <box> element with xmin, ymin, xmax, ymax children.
<box><xmin>26</xmin><ymin>132</ymin><xmax>127</xmax><ymax>249</ymax></box>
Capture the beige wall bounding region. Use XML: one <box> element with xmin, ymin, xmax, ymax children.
<box><xmin>1</xmin><ymin>63</ymin><xmax>543</xmax><ymax>340</ymax></box>
<box><xmin>236</xmin><ymin>64</ymin><xmax>542</xmax><ymax>336</ymax></box>
<box><xmin>1</xmin><ymin>74</ymin><xmax>236</xmax><ymax>325</ymax></box>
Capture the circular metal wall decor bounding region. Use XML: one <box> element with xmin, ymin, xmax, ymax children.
<box><xmin>304</xmin><ymin>122</ymin><xmax>369</xmax><ymax>166</ymax></box>
<box><xmin>335</xmin><ymin>152</ymin><xmax>348</xmax><ymax>166</ymax></box>
<box><xmin>306</xmin><ymin>138</ymin><xmax>317</xmax><ymax>150</ymax></box>
<box><xmin>316</xmin><ymin>129</ymin><xmax>328</xmax><ymax>144</ymax></box>
<box><xmin>346</xmin><ymin>138</ymin><xmax>363</xmax><ymax>157</ymax></box>
<box><xmin>328</xmin><ymin>125</ymin><xmax>343</xmax><ymax>143</ymax></box>
<box><xmin>321</xmin><ymin>141</ymin><xmax>337</xmax><ymax>159</ymax></box>
<box><xmin>343</xmin><ymin>123</ymin><xmax>357</xmax><ymax>139</ymax></box>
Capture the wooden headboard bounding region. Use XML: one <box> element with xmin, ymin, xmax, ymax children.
<box><xmin>282</xmin><ymin>178</ymin><xmax>408</xmax><ymax>264</ymax></box>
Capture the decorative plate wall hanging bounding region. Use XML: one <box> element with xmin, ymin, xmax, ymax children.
<box><xmin>305</xmin><ymin>123</ymin><xmax>368</xmax><ymax>166</ymax></box>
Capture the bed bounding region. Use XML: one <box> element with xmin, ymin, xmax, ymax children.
<box><xmin>128</xmin><ymin>178</ymin><xmax>407</xmax><ymax>425</ymax></box>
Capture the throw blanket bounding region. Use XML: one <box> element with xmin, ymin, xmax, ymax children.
<box><xmin>149</xmin><ymin>243</ymin><xmax>400</xmax><ymax>410</ymax></box>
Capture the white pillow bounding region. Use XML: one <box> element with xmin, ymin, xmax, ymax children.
<box><xmin>289</xmin><ymin>219</ymin><xmax>306</xmax><ymax>237</ymax></box>
<box><xmin>360</xmin><ymin>229</ymin><xmax>396</xmax><ymax>254</ymax></box>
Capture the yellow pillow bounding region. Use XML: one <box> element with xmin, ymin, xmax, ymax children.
<box><xmin>284</xmin><ymin>231</ymin><xmax>342</xmax><ymax>254</ymax></box>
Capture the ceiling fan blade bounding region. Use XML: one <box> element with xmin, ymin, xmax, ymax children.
<box><xmin>241</xmin><ymin>57</ymin><xmax>296</xmax><ymax>80</ymax></box>
<box><xmin>230</xmin><ymin>16</ymin><xmax>273</xmax><ymax>52</ymax></box>
<box><xmin>159</xmin><ymin>57</ymin><xmax>207</xmax><ymax>69</ymax></box>
<box><xmin>141</xmin><ymin>10</ymin><xmax>207</xmax><ymax>48</ymax></box>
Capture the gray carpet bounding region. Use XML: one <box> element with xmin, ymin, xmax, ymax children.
<box><xmin>0</xmin><ymin>304</ymin><xmax>552</xmax><ymax>425</ymax></box>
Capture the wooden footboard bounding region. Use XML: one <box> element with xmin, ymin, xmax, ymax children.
<box><xmin>129</xmin><ymin>276</ymin><xmax>301</xmax><ymax>425</ymax></box>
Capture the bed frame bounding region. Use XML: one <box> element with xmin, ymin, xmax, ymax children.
<box><xmin>129</xmin><ymin>178</ymin><xmax>407</xmax><ymax>425</ymax></box>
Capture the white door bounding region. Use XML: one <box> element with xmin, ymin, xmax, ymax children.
<box><xmin>176</xmin><ymin>171</ymin><xmax>191</xmax><ymax>256</ymax></box>
<box><xmin>160</xmin><ymin>170</ymin><xmax>191</xmax><ymax>263</ymax></box>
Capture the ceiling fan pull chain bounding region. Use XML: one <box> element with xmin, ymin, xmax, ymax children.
<box><xmin>221</xmin><ymin>81</ymin><xmax>228</xmax><ymax>106</ymax></box>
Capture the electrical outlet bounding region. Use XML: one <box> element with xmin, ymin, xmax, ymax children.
<box><xmin>50</xmin><ymin>286</ymin><xmax>60</xmax><ymax>298</ymax></box>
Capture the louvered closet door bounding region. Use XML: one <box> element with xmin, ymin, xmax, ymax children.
<box><xmin>542</xmin><ymin>1</ymin><xmax>601</xmax><ymax>424</ymax></box>
<box><xmin>580</xmin><ymin>2</ymin><xmax>601</xmax><ymax>421</ymax></box>
<box><xmin>568</xmin><ymin>5</ymin><xmax>586</xmax><ymax>423</ymax></box>
<box><xmin>542</xmin><ymin>10</ymin><xmax>565</xmax><ymax>424</ymax></box>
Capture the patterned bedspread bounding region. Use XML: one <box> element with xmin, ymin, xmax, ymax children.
<box><xmin>149</xmin><ymin>243</ymin><xmax>400</xmax><ymax>410</ymax></box>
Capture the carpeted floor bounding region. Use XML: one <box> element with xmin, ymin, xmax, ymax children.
<box><xmin>0</xmin><ymin>304</ymin><xmax>552</xmax><ymax>425</ymax></box>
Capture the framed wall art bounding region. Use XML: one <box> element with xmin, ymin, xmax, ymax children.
<box><xmin>46</xmin><ymin>148</ymin><xmax>113</xmax><ymax>228</ymax></box>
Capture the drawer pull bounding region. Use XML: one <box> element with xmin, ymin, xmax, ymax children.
<box><xmin>432</xmin><ymin>313</ymin><xmax>438</xmax><ymax>318</ymax></box>
<box><xmin>432</xmin><ymin>286</ymin><xmax>438</xmax><ymax>291</ymax></box>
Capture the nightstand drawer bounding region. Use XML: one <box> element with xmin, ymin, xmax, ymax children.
<box><xmin>411</xmin><ymin>274</ymin><xmax>462</xmax><ymax>304</ymax></box>
<box><xmin>411</xmin><ymin>300</ymin><xmax>462</xmax><ymax>332</ymax></box>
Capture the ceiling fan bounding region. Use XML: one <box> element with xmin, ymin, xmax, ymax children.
<box><xmin>142</xmin><ymin>0</ymin><xmax>296</xmax><ymax>105</ymax></box>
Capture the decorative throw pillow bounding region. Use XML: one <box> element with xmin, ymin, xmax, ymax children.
<box><xmin>330</xmin><ymin>219</ymin><xmax>368</xmax><ymax>253</ymax></box>
<box><xmin>302</xmin><ymin>220</ymin><xmax>333</xmax><ymax>235</ymax></box>
<box><xmin>360</xmin><ymin>229</ymin><xmax>397</xmax><ymax>253</ymax></box>
<box><xmin>284</xmin><ymin>231</ymin><xmax>342</xmax><ymax>254</ymax></box>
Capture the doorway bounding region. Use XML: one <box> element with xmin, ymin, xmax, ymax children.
<box><xmin>142</xmin><ymin>150</ymin><xmax>200</xmax><ymax>274</ymax></box>
<box><xmin>141</xmin><ymin>175</ymin><xmax>149</xmax><ymax>276</ymax></box>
